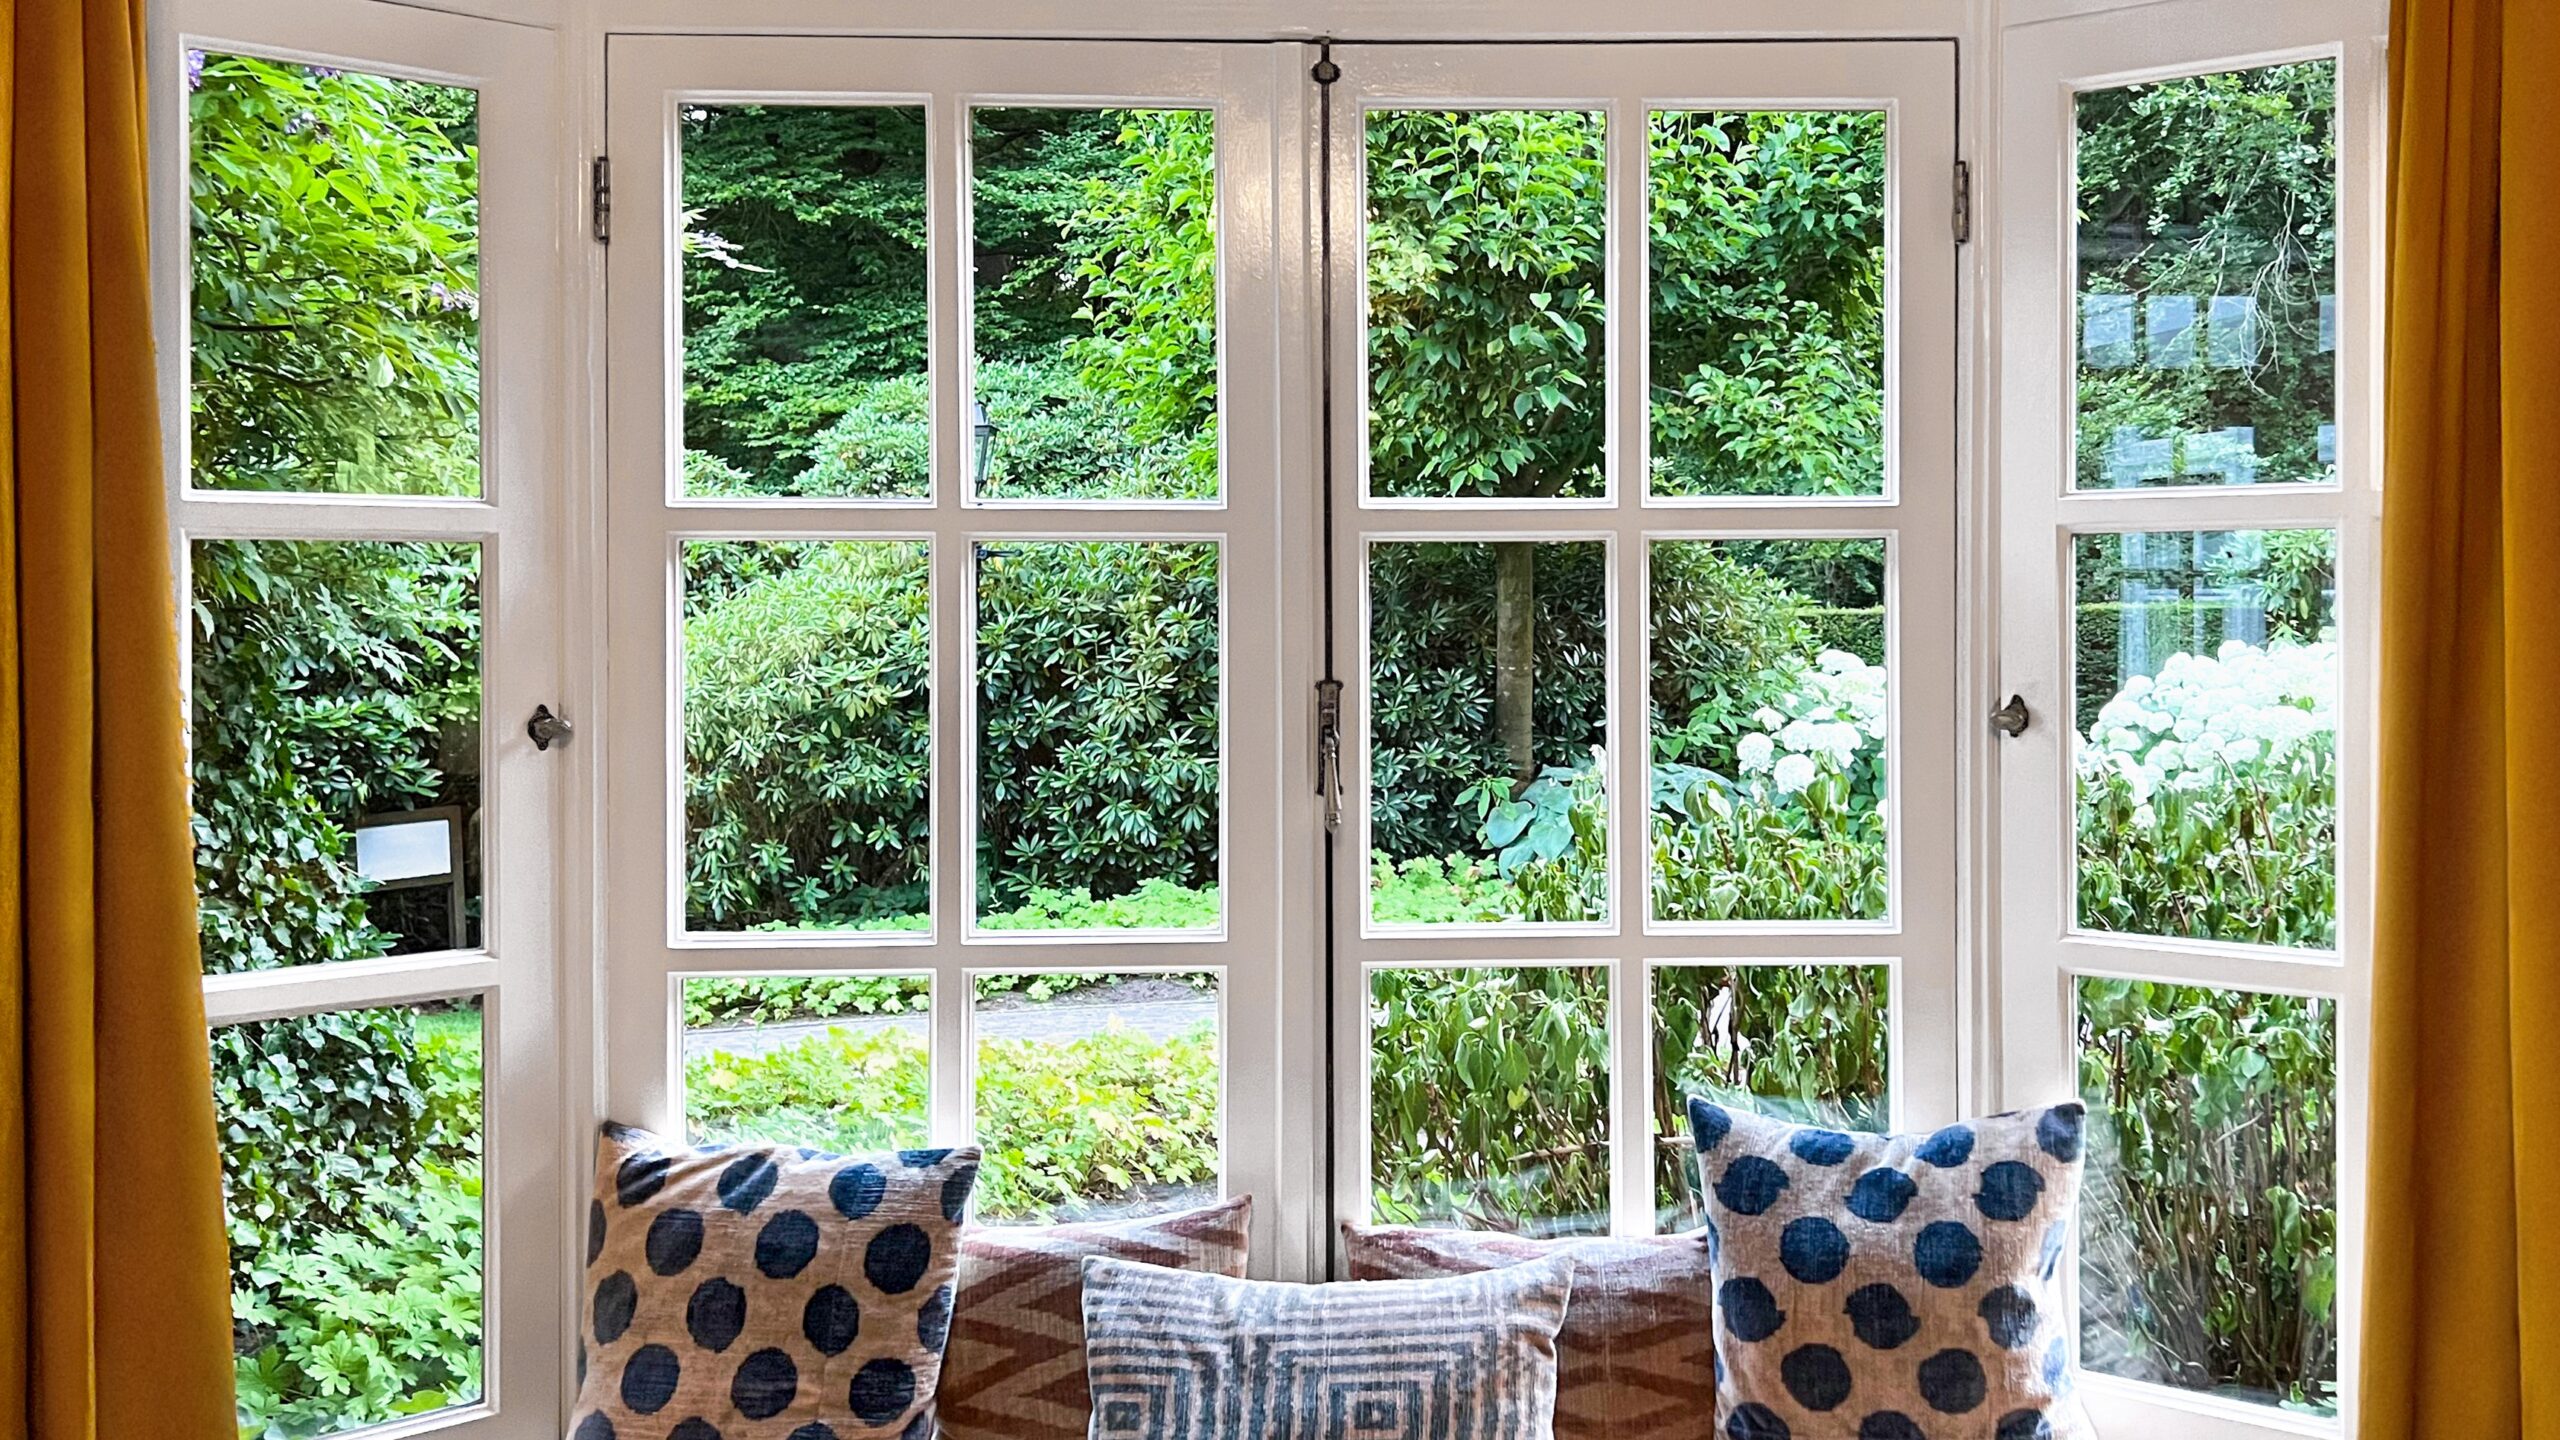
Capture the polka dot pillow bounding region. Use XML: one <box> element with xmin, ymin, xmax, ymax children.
<box><xmin>1687</xmin><ymin>1098</ymin><xmax>2094</xmax><ymax>1440</ymax></box>
<box><xmin>572</xmin><ymin>1123</ymin><xmax>979</xmax><ymax>1440</ymax></box>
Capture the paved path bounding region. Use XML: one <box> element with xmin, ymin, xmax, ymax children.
<box><xmin>684</xmin><ymin>993</ymin><xmax>1218</xmax><ymax>1060</ymax></box>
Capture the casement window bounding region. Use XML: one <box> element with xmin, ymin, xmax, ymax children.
<box><xmin>158</xmin><ymin>1</ymin><xmax>2380</xmax><ymax>1437</ymax></box>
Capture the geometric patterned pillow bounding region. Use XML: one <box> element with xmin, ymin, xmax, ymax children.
<box><xmin>1687</xmin><ymin>1098</ymin><xmax>2095</xmax><ymax>1440</ymax></box>
<box><xmin>936</xmin><ymin>1197</ymin><xmax>1253</xmax><ymax>1440</ymax></box>
<box><xmin>1079</xmin><ymin>1252</ymin><xmax>1576</xmax><ymax>1440</ymax></box>
<box><xmin>1341</xmin><ymin>1223</ymin><xmax>1715</xmax><ymax>1440</ymax></box>
<box><xmin>570</xmin><ymin>1124</ymin><xmax>979</xmax><ymax>1440</ymax></box>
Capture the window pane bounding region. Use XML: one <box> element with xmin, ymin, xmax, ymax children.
<box><xmin>192</xmin><ymin>540</ymin><xmax>482</xmax><ymax>971</ymax></box>
<box><xmin>2076</xmin><ymin>63</ymin><xmax>2337</xmax><ymax>490</ymax></box>
<box><xmin>219</xmin><ymin>998</ymin><xmax>484</xmax><ymax>1436</ymax></box>
<box><xmin>1369</xmin><ymin>966</ymin><xmax>1611</xmax><ymax>1237</ymax></box>
<box><xmin>188</xmin><ymin>54</ymin><xmax>480</xmax><ymax>497</ymax></box>
<box><xmin>2074</xmin><ymin>530</ymin><xmax>2336</xmax><ymax>948</ymax></box>
<box><xmin>2078</xmin><ymin>979</ymin><xmax>2338</xmax><ymax>1414</ymax></box>
<box><xmin>969</xmin><ymin>108</ymin><xmax>1219</xmax><ymax>501</ymax></box>
<box><xmin>1649</xmin><ymin>111</ymin><xmax>1886</xmax><ymax>498</ymax></box>
<box><xmin>974</xmin><ymin>542</ymin><xmax>1220</xmax><ymax>932</ymax></box>
<box><xmin>681</xmin><ymin>104</ymin><xmax>931</xmax><ymax>498</ymax></box>
<box><xmin>972</xmin><ymin>971</ymin><xmax>1222</xmax><ymax>1223</ymax></box>
<box><xmin>1367</xmin><ymin>540</ymin><xmax>1609</xmax><ymax>926</ymax></box>
<box><xmin>682</xmin><ymin>975</ymin><xmax>932</xmax><ymax>1152</ymax></box>
<box><xmin>683</xmin><ymin>541</ymin><xmax>931</xmax><ymax>933</ymax></box>
<box><xmin>1366</xmin><ymin>109</ymin><xmax>1607</xmax><ymax>501</ymax></box>
<box><xmin>1651</xmin><ymin>964</ymin><xmax>1890</xmax><ymax>1232</ymax></box>
<box><xmin>1650</xmin><ymin>538</ymin><xmax>1888</xmax><ymax>922</ymax></box>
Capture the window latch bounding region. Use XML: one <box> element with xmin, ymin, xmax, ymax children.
<box><xmin>1315</xmin><ymin>678</ymin><xmax>1344</xmax><ymax>831</ymax></box>
<box><xmin>528</xmin><ymin>704</ymin><xmax>574</xmax><ymax>752</ymax></box>
<box><xmin>1990</xmin><ymin>693</ymin><xmax>2031</xmax><ymax>738</ymax></box>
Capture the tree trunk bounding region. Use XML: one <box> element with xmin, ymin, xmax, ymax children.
<box><xmin>1493</xmin><ymin>539</ymin><xmax>1537</xmax><ymax>785</ymax></box>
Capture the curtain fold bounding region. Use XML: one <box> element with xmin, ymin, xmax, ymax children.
<box><xmin>0</xmin><ymin>0</ymin><xmax>239</xmax><ymax>1436</ymax></box>
<box><xmin>2362</xmin><ymin>0</ymin><xmax>2560</xmax><ymax>1434</ymax></box>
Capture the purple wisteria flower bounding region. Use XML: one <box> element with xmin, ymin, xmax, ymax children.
<box><xmin>185</xmin><ymin>49</ymin><xmax>206</xmax><ymax>91</ymax></box>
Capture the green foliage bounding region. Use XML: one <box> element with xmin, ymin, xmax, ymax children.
<box><xmin>190</xmin><ymin>55</ymin><xmax>479</xmax><ymax>496</ymax></box>
<box><xmin>1652</xmin><ymin>965</ymin><xmax>1890</xmax><ymax>1227</ymax></box>
<box><xmin>1364</xmin><ymin>110</ymin><xmax>1608</xmax><ymax>499</ymax></box>
<box><xmin>678</xmin><ymin>103</ymin><xmax>930</xmax><ymax>491</ymax></box>
<box><xmin>2075</xmin><ymin>64</ymin><xmax>2337</xmax><ymax>490</ymax></box>
<box><xmin>1648</xmin><ymin>111</ymin><xmax>1886</xmax><ymax>496</ymax></box>
<box><xmin>2079</xmin><ymin>981</ymin><xmax>2337</xmax><ymax>1412</ymax></box>
<box><xmin>232</xmin><ymin>1163</ymin><xmax>482</xmax><ymax>1440</ymax></box>
<box><xmin>685</xmin><ymin>1021</ymin><xmax>1221</xmax><ymax>1222</ymax></box>
<box><xmin>683</xmin><ymin>541</ymin><xmax>931</xmax><ymax>928</ymax></box>
<box><xmin>1063</xmin><ymin>109</ymin><xmax>1221</xmax><ymax>494</ymax></box>
<box><xmin>975</xmin><ymin>543</ymin><xmax>1221</xmax><ymax>909</ymax></box>
<box><xmin>2077</xmin><ymin>742</ymin><xmax>2336</xmax><ymax>948</ymax></box>
<box><xmin>1367</xmin><ymin>967</ymin><xmax>1613</xmax><ymax>1235</ymax></box>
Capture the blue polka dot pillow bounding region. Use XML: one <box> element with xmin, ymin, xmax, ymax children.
<box><xmin>1687</xmin><ymin>1098</ymin><xmax>2093</xmax><ymax>1440</ymax></box>
<box><xmin>572</xmin><ymin>1123</ymin><xmax>979</xmax><ymax>1440</ymax></box>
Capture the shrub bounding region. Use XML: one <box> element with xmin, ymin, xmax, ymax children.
<box><xmin>2076</xmin><ymin>638</ymin><xmax>2337</xmax><ymax>948</ymax></box>
<box><xmin>2078</xmin><ymin>980</ymin><xmax>2337</xmax><ymax>1411</ymax></box>
<box><xmin>685</xmin><ymin>1021</ymin><xmax>1221</xmax><ymax>1223</ymax></box>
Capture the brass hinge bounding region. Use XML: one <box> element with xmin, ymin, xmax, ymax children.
<box><xmin>591</xmin><ymin>156</ymin><xmax>612</xmax><ymax>245</ymax></box>
<box><xmin>1952</xmin><ymin>159</ymin><xmax>1972</xmax><ymax>245</ymax></box>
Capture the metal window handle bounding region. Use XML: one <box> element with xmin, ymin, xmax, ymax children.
<box><xmin>527</xmin><ymin>704</ymin><xmax>573</xmax><ymax>752</ymax></box>
<box><xmin>1990</xmin><ymin>694</ymin><xmax>2032</xmax><ymax>738</ymax></box>
<box><xmin>1314</xmin><ymin>678</ymin><xmax>1344</xmax><ymax>832</ymax></box>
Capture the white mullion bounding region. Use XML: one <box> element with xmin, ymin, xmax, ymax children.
<box><xmin>926</xmin><ymin>80</ymin><xmax>973</xmax><ymax>1150</ymax></box>
<box><xmin>173</xmin><ymin>497</ymin><xmax>500</xmax><ymax>542</ymax></box>
<box><xmin>1604</xmin><ymin>90</ymin><xmax>1654</xmax><ymax>1238</ymax></box>
<box><xmin>204</xmin><ymin>953</ymin><xmax>505</xmax><ymax>1026</ymax></box>
<box><xmin>2054</xmin><ymin>933</ymin><xmax>2346</xmax><ymax>995</ymax></box>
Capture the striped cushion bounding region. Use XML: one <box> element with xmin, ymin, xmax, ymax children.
<box><xmin>936</xmin><ymin>1197</ymin><xmax>1252</xmax><ymax>1440</ymax></box>
<box><xmin>1079</xmin><ymin>1254</ymin><xmax>1576</xmax><ymax>1440</ymax></box>
<box><xmin>1343</xmin><ymin>1225</ymin><xmax>1715</xmax><ymax>1440</ymax></box>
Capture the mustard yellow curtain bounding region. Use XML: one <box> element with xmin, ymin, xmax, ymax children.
<box><xmin>2362</xmin><ymin>0</ymin><xmax>2560</xmax><ymax>1434</ymax></box>
<box><xmin>0</xmin><ymin>0</ymin><xmax>239</xmax><ymax>1435</ymax></box>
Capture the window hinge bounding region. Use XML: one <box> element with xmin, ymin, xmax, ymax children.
<box><xmin>591</xmin><ymin>155</ymin><xmax>612</xmax><ymax>245</ymax></box>
<box><xmin>1952</xmin><ymin>159</ymin><xmax>1972</xmax><ymax>245</ymax></box>
<box><xmin>1314</xmin><ymin>678</ymin><xmax>1344</xmax><ymax>831</ymax></box>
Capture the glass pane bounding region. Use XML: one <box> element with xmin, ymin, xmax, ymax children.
<box><xmin>219</xmin><ymin>998</ymin><xmax>484</xmax><ymax>1436</ymax></box>
<box><xmin>192</xmin><ymin>540</ymin><xmax>482</xmax><ymax>972</ymax></box>
<box><xmin>683</xmin><ymin>541</ymin><xmax>931</xmax><ymax>933</ymax></box>
<box><xmin>969</xmin><ymin>107</ymin><xmax>1219</xmax><ymax>501</ymax></box>
<box><xmin>682</xmin><ymin>975</ymin><xmax>933</xmax><ymax>1152</ymax></box>
<box><xmin>1366</xmin><ymin>540</ymin><xmax>1609</xmax><ymax>926</ymax></box>
<box><xmin>681</xmin><ymin>104</ymin><xmax>931</xmax><ymax>498</ymax></box>
<box><xmin>2075</xmin><ymin>63</ymin><xmax>2338</xmax><ymax>490</ymax></box>
<box><xmin>2074</xmin><ymin>530</ymin><xmax>2336</xmax><ymax>948</ymax></box>
<box><xmin>1649</xmin><ymin>111</ymin><xmax>1887</xmax><ymax>498</ymax></box>
<box><xmin>188</xmin><ymin>54</ymin><xmax>480</xmax><ymax>497</ymax></box>
<box><xmin>972</xmin><ymin>971</ymin><xmax>1222</xmax><ymax>1223</ymax></box>
<box><xmin>1650</xmin><ymin>538</ymin><xmax>1888</xmax><ymax>922</ymax></box>
<box><xmin>974</xmin><ymin>542</ymin><xmax>1220</xmax><ymax>932</ymax></box>
<box><xmin>2078</xmin><ymin>979</ymin><xmax>2338</xmax><ymax>1414</ymax></box>
<box><xmin>1368</xmin><ymin>966</ymin><xmax>1610</xmax><ymax>1237</ymax></box>
<box><xmin>1651</xmin><ymin>964</ymin><xmax>1890</xmax><ymax>1233</ymax></box>
<box><xmin>1366</xmin><ymin>109</ymin><xmax>1607</xmax><ymax>501</ymax></box>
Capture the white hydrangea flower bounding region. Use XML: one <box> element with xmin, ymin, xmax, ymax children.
<box><xmin>1773</xmin><ymin>752</ymin><xmax>1818</xmax><ymax>794</ymax></box>
<box><xmin>1737</xmin><ymin>732</ymin><xmax>1776</xmax><ymax>774</ymax></box>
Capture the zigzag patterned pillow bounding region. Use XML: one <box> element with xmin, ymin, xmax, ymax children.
<box><xmin>1080</xmin><ymin>1253</ymin><xmax>1576</xmax><ymax>1440</ymax></box>
<box><xmin>1688</xmin><ymin>1098</ymin><xmax>2096</xmax><ymax>1440</ymax></box>
<box><xmin>572</xmin><ymin>1124</ymin><xmax>979</xmax><ymax>1440</ymax></box>
<box><xmin>936</xmin><ymin>1197</ymin><xmax>1252</xmax><ymax>1440</ymax></box>
<box><xmin>1342</xmin><ymin>1223</ymin><xmax>1715</xmax><ymax>1440</ymax></box>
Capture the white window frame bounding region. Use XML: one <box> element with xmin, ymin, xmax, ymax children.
<box><xmin>1320</xmin><ymin>40</ymin><xmax>1963</xmax><ymax>1242</ymax></box>
<box><xmin>144</xmin><ymin>0</ymin><xmax>2396</xmax><ymax>1434</ymax></box>
<box><xmin>154</xmin><ymin>1</ymin><xmax>571</xmax><ymax>1437</ymax></box>
<box><xmin>1994</xmin><ymin>2</ymin><xmax>2385</xmax><ymax>1436</ymax></box>
<box><xmin>597</xmin><ymin>35</ymin><xmax>1325</xmax><ymax>1276</ymax></box>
